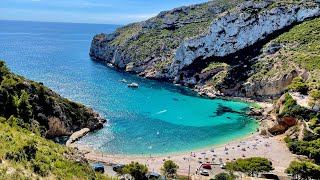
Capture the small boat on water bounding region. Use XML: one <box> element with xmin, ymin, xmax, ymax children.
<box><xmin>119</xmin><ymin>79</ymin><xmax>127</xmax><ymax>83</ymax></box>
<box><xmin>107</xmin><ymin>63</ymin><xmax>114</xmax><ymax>68</ymax></box>
<box><xmin>127</xmin><ymin>82</ymin><xmax>139</xmax><ymax>88</ymax></box>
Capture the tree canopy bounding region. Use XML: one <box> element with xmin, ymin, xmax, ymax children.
<box><xmin>161</xmin><ymin>160</ymin><xmax>179</xmax><ymax>178</ymax></box>
<box><xmin>285</xmin><ymin>161</ymin><xmax>320</xmax><ymax>179</ymax></box>
<box><xmin>225</xmin><ymin>157</ymin><xmax>274</xmax><ymax>177</ymax></box>
<box><xmin>122</xmin><ymin>162</ymin><xmax>148</xmax><ymax>180</ymax></box>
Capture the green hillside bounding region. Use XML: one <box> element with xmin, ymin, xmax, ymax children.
<box><xmin>0</xmin><ymin>61</ymin><xmax>111</xmax><ymax>179</ymax></box>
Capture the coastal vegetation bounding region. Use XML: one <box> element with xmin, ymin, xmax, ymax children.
<box><xmin>0</xmin><ymin>60</ymin><xmax>104</xmax><ymax>138</ymax></box>
<box><xmin>286</xmin><ymin>77</ymin><xmax>308</xmax><ymax>95</ymax></box>
<box><xmin>0</xmin><ymin>122</ymin><xmax>109</xmax><ymax>179</ymax></box>
<box><xmin>285</xmin><ymin>161</ymin><xmax>320</xmax><ymax>179</ymax></box>
<box><xmin>161</xmin><ymin>160</ymin><xmax>179</xmax><ymax>178</ymax></box>
<box><xmin>225</xmin><ymin>157</ymin><xmax>274</xmax><ymax>177</ymax></box>
<box><xmin>214</xmin><ymin>172</ymin><xmax>235</xmax><ymax>180</ymax></box>
<box><xmin>0</xmin><ymin>60</ymin><xmax>109</xmax><ymax>179</ymax></box>
<box><xmin>277</xmin><ymin>93</ymin><xmax>315</xmax><ymax>119</ymax></box>
<box><xmin>121</xmin><ymin>162</ymin><xmax>148</xmax><ymax>180</ymax></box>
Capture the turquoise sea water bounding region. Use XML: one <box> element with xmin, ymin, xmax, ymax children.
<box><xmin>0</xmin><ymin>20</ymin><xmax>258</xmax><ymax>155</ymax></box>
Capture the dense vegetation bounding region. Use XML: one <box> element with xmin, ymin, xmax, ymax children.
<box><xmin>274</xmin><ymin>17</ymin><xmax>320</xmax><ymax>73</ymax></box>
<box><xmin>285</xmin><ymin>161</ymin><xmax>320</xmax><ymax>179</ymax></box>
<box><xmin>0</xmin><ymin>60</ymin><xmax>103</xmax><ymax>138</ymax></box>
<box><xmin>277</xmin><ymin>93</ymin><xmax>319</xmax><ymax>120</ymax></box>
<box><xmin>286</xmin><ymin>138</ymin><xmax>320</xmax><ymax>163</ymax></box>
<box><xmin>0</xmin><ymin>61</ymin><xmax>109</xmax><ymax>179</ymax></box>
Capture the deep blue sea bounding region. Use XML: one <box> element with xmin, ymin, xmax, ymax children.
<box><xmin>0</xmin><ymin>20</ymin><xmax>258</xmax><ymax>155</ymax></box>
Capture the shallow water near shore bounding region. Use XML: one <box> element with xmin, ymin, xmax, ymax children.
<box><xmin>0</xmin><ymin>20</ymin><xmax>258</xmax><ymax>155</ymax></box>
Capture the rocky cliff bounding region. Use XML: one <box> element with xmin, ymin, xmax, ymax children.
<box><xmin>90</xmin><ymin>0</ymin><xmax>320</xmax><ymax>99</ymax></box>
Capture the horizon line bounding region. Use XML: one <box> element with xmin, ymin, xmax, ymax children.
<box><xmin>0</xmin><ymin>19</ymin><xmax>125</xmax><ymax>26</ymax></box>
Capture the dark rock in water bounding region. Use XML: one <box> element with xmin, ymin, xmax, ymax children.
<box><xmin>172</xmin><ymin>98</ymin><xmax>179</xmax><ymax>101</ymax></box>
<box><xmin>209</xmin><ymin>104</ymin><xmax>242</xmax><ymax>118</ymax></box>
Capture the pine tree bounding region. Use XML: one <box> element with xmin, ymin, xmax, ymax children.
<box><xmin>18</xmin><ymin>90</ymin><xmax>32</xmax><ymax>123</ymax></box>
<box><xmin>5</xmin><ymin>94</ymin><xmax>18</xmax><ymax>118</ymax></box>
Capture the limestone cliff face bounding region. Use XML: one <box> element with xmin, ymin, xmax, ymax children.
<box><xmin>90</xmin><ymin>0</ymin><xmax>320</xmax><ymax>98</ymax></box>
<box><xmin>170</xmin><ymin>1</ymin><xmax>319</xmax><ymax>77</ymax></box>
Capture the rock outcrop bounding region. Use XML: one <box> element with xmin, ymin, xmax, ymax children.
<box><xmin>170</xmin><ymin>1</ymin><xmax>319</xmax><ymax>76</ymax></box>
<box><xmin>90</xmin><ymin>0</ymin><xmax>320</xmax><ymax>99</ymax></box>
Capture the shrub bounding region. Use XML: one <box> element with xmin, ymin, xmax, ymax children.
<box><xmin>214</xmin><ymin>172</ymin><xmax>235</xmax><ymax>180</ymax></box>
<box><xmin>286</xmin><ymin>77</ymin><xmax>308</xmax><ymax>94</ymax></box>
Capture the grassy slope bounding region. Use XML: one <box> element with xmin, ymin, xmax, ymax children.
<box><xmin>0</xmin><ymin>123</ymin><xmax>111</xmax><ymax>180</ymax></box>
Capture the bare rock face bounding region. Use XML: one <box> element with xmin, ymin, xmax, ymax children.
<box><xmin>242</xmin><ymin>68</ymin><xmax>308</xmax><ymax>97</ymax></box>
<box><xmin>269</xmin><ymin>117</ymin><xmax>299</xmax><ymax>135</ymax></box>
<box><xmin>169</xmin><ymin>2</ymin><xmax>320</xmax><ymax>77</ymax></box>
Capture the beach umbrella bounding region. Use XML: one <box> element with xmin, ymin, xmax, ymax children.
<box><xmin>200</xmin><ymin>152</ymin><xmax>206</xmax><ymax>159</ymax></box>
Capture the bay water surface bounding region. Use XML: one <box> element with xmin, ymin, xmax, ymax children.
<box><xmin>0</xmin><ymin>20</ymin><xmax>258</xmax><ymax>155</ymax></box>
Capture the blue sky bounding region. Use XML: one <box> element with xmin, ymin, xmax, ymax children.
<box><xmin>1</xmin><ymin>0</ymin><xmax>208</xmax><ymax>24</ymax></box>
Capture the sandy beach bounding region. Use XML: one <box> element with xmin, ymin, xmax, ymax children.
<box><xmin>72</xmin><ymin>101</ymin><xmax>297</xmax><ymax>179</ymax></box>
<box><xmin>73</xmin><ymin>133</ymin><xmax>297</xmax><ymax>179</ymax></box>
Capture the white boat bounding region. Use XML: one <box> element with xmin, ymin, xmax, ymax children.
<box><xmin>119</xmin><ymin>79</ymin><xmax>127</xmax><ymax>83</ymax></box>
<box><xmin>107</xmin><ymin>63</ymin><xmax>114</xmax><ymax>68</ymax></box>
<box><xmin>127</xmin><ymin>82</ymin><xmax>139</xmax><ymax>88</ymax></box>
